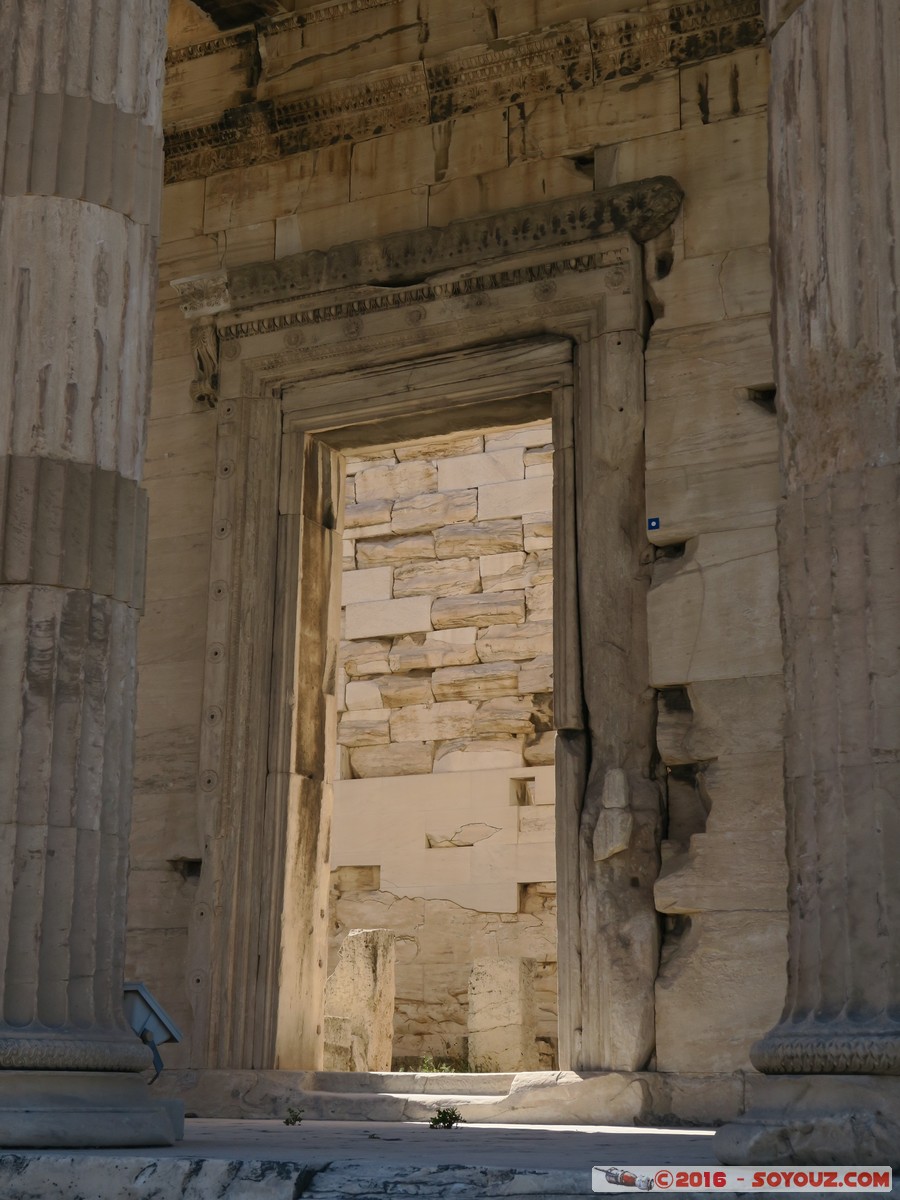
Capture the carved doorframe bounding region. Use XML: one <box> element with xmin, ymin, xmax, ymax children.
<box><xmin>174</xmin><ymin>180</ymin><xmax>682</xmax><ymax>1071</ymax></box>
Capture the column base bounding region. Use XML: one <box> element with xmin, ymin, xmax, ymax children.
<box><xmin>0</xmin><ymin>1072</ymin><xmax>184</xmax><ymax>1147</ymax></box>
<box><xmin>715</xmin><ymin>1075</ymin><xmax>900</xmax><ymax>1168</ymax></box>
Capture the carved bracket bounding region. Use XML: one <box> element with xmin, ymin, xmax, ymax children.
<box><xmin>189</xmin><ymin>318</ymin><xmax>220</xmax><ymax>409</ymax></box>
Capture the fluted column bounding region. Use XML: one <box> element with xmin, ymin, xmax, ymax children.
<box><xmin>0</xmin><ymin>0</ymin><xmax>178</xmax><ymax>1146</ymax></box>
<box><xmin>717</xmin><ymin>0</ymin><xmax>900</xmax><ymax>1165</ymax></box>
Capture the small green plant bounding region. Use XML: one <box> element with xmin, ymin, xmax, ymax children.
<box><xmin>429</xmin><ymin>1106</ymin><xmax>464</xmax><ymax>1129</ymax></box>
<box><xmin>283</xmin><ymin>1106</ymin><xmax>304</xmax><ymax>1126</ymax></box>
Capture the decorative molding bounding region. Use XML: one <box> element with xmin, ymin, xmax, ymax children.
<box><xmin>164</xmin><ymin>0</ymin><xmax>763</xmax><ymax>183</ymax></box>
<box><xmin>171</xmin><ymin>271</ymin><xmax>232</xmax><ymax>318</ymax></box>
<box><xmin>752</xmin><ymin>1027</ymin><xmax>900</xmax><ymax>1076</ymax></box>
<box><xmin>591</xmin><ymin>0</ymin><xmax>764</xmax><ymax>81</ymax></box>
<box><xmin>190</xmin><ymin>319</ymin><xmax>221</xmax><ymax>408</ymax></box>
<box><xmin>210</xmin><ymin>179</ymin><xmax>682</xmax><ymax>314</ymax></box>
<box><xmin>424</xmin><ymin>22</ymin><xmax>593</xmax><ymax>124</ymax></box>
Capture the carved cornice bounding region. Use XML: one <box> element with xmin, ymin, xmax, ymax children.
<box><xmin>226</xmin><ymin>178</ymin><xmax>681</xmax><ymax>311</ymax></box>
<box><xmin>425</xmin><ymin>22</ymin><xmax>593</xmax><ymax>124</ymax></box>
<box><xmin>164</xmin><ymin>0</ymin><xmax>764</xmax><ymax>183</ymax></box>
<box><xmin>172</xmin><ymin>179</ymin><xmax>680</xmax><ymax>342</ymax></box>
<box><xmin>591</xmin><ymin>0</ymin><xmax>764</xmax><ymax>81</ymax></box>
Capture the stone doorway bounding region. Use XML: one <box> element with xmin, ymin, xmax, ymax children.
<box><xmin>175</xmin><ymin>194</ymin><xmax>676</xmax><ymax>1074</ymax></box>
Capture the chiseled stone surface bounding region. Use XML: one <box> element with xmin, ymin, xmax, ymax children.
<box><xmin>324</xmin><ymin>930</ymin><xmax>396</xmax><ymax>1073</ymax></box>
<box><xmin>469</xmin><ymin>959</ymin><xmax>540</xmax><ymax>1071</ymax></box>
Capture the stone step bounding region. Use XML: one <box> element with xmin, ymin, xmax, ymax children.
<box><xmin>306</xmin><ymin>1070</ymin><xmax>516</xmax><ymax>1096</ymax></box>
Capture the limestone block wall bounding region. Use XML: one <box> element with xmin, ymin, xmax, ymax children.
<box><xmin>330</xmin><ymin>425</ymin><xmax>559</xmax><ymax>1065</ymax></box>
<box><xmin>129</xmin><ymin>0</ymin><xmax>787</xmax><ymax>1073</ymax></box>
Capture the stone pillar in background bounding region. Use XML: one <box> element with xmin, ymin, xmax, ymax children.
<box><xmin>324</xmin><ymin>929</ymin><xmax>395</xmax><ymax>1072</ymax></box>
<box><xmin>0</xmin><ymin>0</ymin><xmax>179</xmax><ymax>1146</ymax></box>
<box><xmin>717</xmin><ymin>0</ymin><xmax>900</xmax><ymax>1165</ymax></box>
<box><xmin>469</xmin><ymin>958</ymin><xmax>540</xmax><ymax>1072</ymax></box>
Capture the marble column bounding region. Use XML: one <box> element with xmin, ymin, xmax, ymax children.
<box><xmin>0</xmin><ymin>0</ymin><xmax>180</xmax><ymax>1146</ymax></box>
<box><xmin>717</xmin><ymin>0</ymin><xmax>900</xmax><ymax>1165</ymax></box>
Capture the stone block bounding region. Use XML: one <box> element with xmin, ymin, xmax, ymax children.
<box><xmin>432</xmin><ymin>593</ymin><xmax>525</xmax><ymax>630</ymax></box>
<box><xmin>648</xmin><ymin>529</ymin><xmax>781</xmax><ymax>686</ymax></box>
<box><xmin>655</xmin><ymin>830</ymin><xmax>788</xmax><ymax>914</ymax></box>
<box><xmin>437</xmin><ymin>449</ymin><xmax>524</xmax><ymax>492</ymax></box>
<box><xmin>480</xmin><ymin>551</ymin><xmax>528</xmax><ymax>592</ymax></box>
<box><xmin>524</xmin><ymin>514</ymin><xmax>553</xmax><ymax>552</ymax></box>
<box><xmin>344</xmin><ymin>680</ymin><xmax>382</xmax><ymax>711</ymax></box>
<box><xmin>392</xmin><ymin>557</ymin><xmax>481</xmax><ymax>598</ymax></box>
<box><xmin>340</xmin><ymin>638</ymin><xmax>392</xmax><ymax>678</ymax></box>
<box><xmin>391</xmin><ymin>489</ymin><xmax>476</xmax><ymax>534</ymax></box>
<box><xmin>485</xmin><ymin>425</ymin><xmax>552</xmax><ymax>452</ymax></box>
<box><xmin>337</xmin><ymin>709</ymin><xmax>391</xmax><ymax>748</ymax></box>
<box><xmin>344</xmin><ymin>499</ymin><xmax>394</xmax><ymax>530</ymax></box>
<box><xmin>680</xmin><ymin>47</ymin><xmax>769</xmax><ymax>129</ymax></box>
<box><xmin>357</xmin><ymin>534</ymin><xmax>435</xmax><ymax>567</ymax></box>
<box><xmin>477</xmin><ymin>622</ymin><xmax>553</xmax><ymax>662</ymax></box>
<box><xmin>344</xmin><ymin>597</ymin><xmax>433</xmax><ymax>640</ymax></box>
<box><xmin>656</xmin><ymin>675</ymin><xmax>785</xmax><ymax>765</ymax></box>
<box><xmin>345</xmin><ymin>448</ymin><xmax>398</xmax><ymax>474</ymax></box>
<box><xmin>655</xmin><ymin>910</ymin><xmax>787</xmax><ymax>1073</ymax></box>
<box><xmin>429</xmin><ymin>156</ymin><xmax>592</xmax><ymax>226</ymax></box>
<box><xmin>390</xmin><ymin>702</ymin><xmax>476</xmax><ymax>743</ymax></box>
<box><xmin>475</xmin><ymin>697</ymin><xmax>535</xmax><ymax>735</ymax></box>
<box><xmin>646</xmin><ymin>459</ymin><xmax>780</xmax><ymax>543</ymax></box>
<box><xmin>433</xmin><ymin>739</ymin><xmax>525</xmax><ymax>772</ymax></box>
<box><xmin>375</xmin><ymin>675</ymin><xmax>434</xmax><ymax>709</ymax></box>
<box><xmin>468</xmin><ymin>958</ymin><xmax>540</xmax><ymax>1071</ymax></box>
<box><xmin>341</xmin><ymin>567</ymin><xmax>392</xmax><ymax>606</ymax></box>
<box><xmin>350</xmin><ymin>742</ymin><xmax>434</xmax><ymax>778</ymax></box>
<box><xmin>351</xmin><ymin>110</ymin><xmax>508</xmax><ymax>201</ymax></box>
<box><xmin>203</xmin><ymin>145</ymin><xmax>350</xmax><ymax>233</ymax></box>
<box><xmin>395</xmin><ymin>433</ymin><xmax>484</xmax><ymax>461</ymax></box>
<box><xmin>276</xmin><ymin>187</ymin><xmax>429</xmax><ymax>255</ymax></box>
<box><xmin>518</xmin><ymin>655</ymin><xmax>553</xmax><ymax>695</ymax></box>
<box><xmin>511</xmin><ymin>71</ymin><xmax>680</xmax><ymax>160</ymax></box>
<box><xmin>435</xmin><ymin>519</ymin><xmax>522</xmax><ymax>558</ymax></box>
<box><xmin>325</xmin><ymin>929</ymin><xmax>396</xmax><ymax>1072</ymax></box>
<box><xmin>478</xmin><ymin>476</ymin><xmax>553</xmax><ymax>521</ymax></box>
<box><xmin>527</xmin><ymin>582</ymin><xmax>553</xmax><ymax>621</ymax></box>
<box><xmin>322</xmin><ymin>1015</ymin><xmax>352</xmax><ymax>1072</ymax></box>
<box><xmin>432</xmin><ymin>662</ymin><xmax>520</xmax><ymax>702</ymax></box>
<box><xmin>355</xmin><ymin>461</ymin><xmax>438</xmax><ymax>503</ymax></box>
<box><xmin>524</xmin><ymin>731</ymin><xmax>557</xmax><ymax>766</ymax></box>
<box><xmin>389</xmin><ymin>627</ymin><xmax>478</xmax><ymax>671</ymax></box>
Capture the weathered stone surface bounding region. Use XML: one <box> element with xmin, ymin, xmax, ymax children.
<box><xmin>350</xmin><ymin>743</ymin><xmax>434</xmax><ymax>779</ymax></box>
<box><xmin>357</xmin><ymin>534</ymin><xmax>435</xmax><ymax>567</ymax></box>
<box><xmin>344</xmin><ymin>597</ymin><xmax>433</xmax><ymax>640</ymax></box>
<box><xmin>344</xmin><ymin>499</ymin><xmax>393</xmax><ymax>529</ymax></box>
<box><xmin>388</xmin><ymin>628</ymin><xmax>478</xmax><ymax>671</ymax></box>
<box><xmin>524</xmin><ymin>731</ymin><xmax>557</xmax><ymax>766</ymax></box>
<box><xmin>337</xmin><ymin>709</ymin><xmax>391</xmax><ymax>748</ymax></box>
<box><xmin>376</xmin><ymin>675</ymin><xmax>434</xmax><ymax>709</ymax></box>
<box><xmin>433</xmin><ymin>739</ymin><xmax>525</xmax><ymax>772</ymax></box>
<box><xmin>392</xmin><ymin>557</ymin><xmax>480</xmax><ymax>598</ymax></box>
<box><xmin>391</xmin><ymin>490</ymin><xmax>477</xmax><ymax>534</ymax></box>
<box><xmin>341</xmin><ymin>566</ymin><xmax>392</xmax><ymax>605</ymax></box>
<box><xmin>479</xmin><ymin>551</ymin><xmax>528</xmax><ymax>592</ymax></box>
<box><xmin>434</xmin><ymin>520</ymin><xmax>523</xmax><ymax>558</ymax></box>
<box><xmin>324</xmin><ymin>930</ymin><xmax>395</xmax><ymax>1073</ymax></box>
<box><xmin>474</xmin><ymin>697</ymin><xmax>536</xmax><ymax>735</ymax></box>
<box><xmin>478</xmin><ymin>477</ymin><xmax>553</xmax><ymax>521</ymax></box>
<box><xmin>432</xmin><ymin>593</ymin><xmax>525</xmax><ymax>629</ymax></box>
<box><xmin>341</xmin><ymin>638</ymin><xmax>392</xmax><ymax>677</ymax></box>
<box><xmin>438</xmin><ymin>449</ymin><xmax>525</xmax><ymax>491</ymax></box>
<box><xmin>390</xmin><ymin>702</ymin><xmax>476</xmax><ymax>743</ymax></box>
<box><xmin>322</xmin><ymin>1015</ymin><xmax>352</xmax><ymax>1072</ymax></box>
<box><xmin>519</xmin><ymin>655</ymin><xmax>553</xmax><ymax>694</ymax></box>
<box><xmin>355</xmin><ymin>461</ymin><xmax>437</xmax><ymax>503</ymax></box>
<box><xmin>469</xmin><ymin>959</ymin><xmax>540</xmax><ymax>1071</ymax></box>
<box><xmin>477</xmin><ymin>622</ymin><xmax>553</xmax><ymax>662</ymax></box>
<box><xmin>432</xmin><ymin>662</ymin><xmax>520</xmax><ymax>702</ymax></box>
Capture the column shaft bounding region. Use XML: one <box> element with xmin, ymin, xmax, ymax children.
<box><xmin>0</xmin><ymin>0</ymin><xmax>171</xmax><ymax>1119</ymax></box>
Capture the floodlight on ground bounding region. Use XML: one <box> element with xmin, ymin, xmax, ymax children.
<box><xmin>123</xmin><ymin>982</ymin><xmax>183</xmax><ymax>1082</ymax></box>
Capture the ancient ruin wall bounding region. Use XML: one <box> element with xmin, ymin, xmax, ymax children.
<box><xmin>129</xmin><ymin>0</ymin><xmax>786</xmax><ymax>1075</ymax></box>
<box><xmin>330</xmin><ymin>424</ymin><xmax>558</xmax><ymax>1066</ymax></box>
